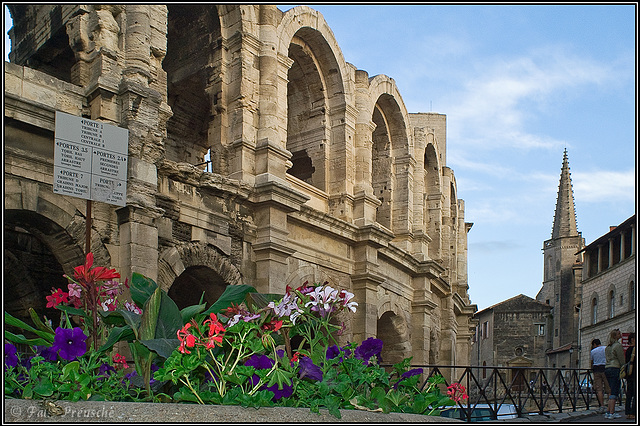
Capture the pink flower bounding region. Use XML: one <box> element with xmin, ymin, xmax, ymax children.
<box><xmin>112</xmin><ymin>353</ymin><xmax>129</xmax><ymax>369</ymax></box>
<box><xmin>446</xmin><ymin>382</ymin><xmax>468</xmax><ymax>402</ymax></box>
<box><xmin>67</xmin><ymin>283</ymin><xmax>82</xmax><ymax>298</ymax></box>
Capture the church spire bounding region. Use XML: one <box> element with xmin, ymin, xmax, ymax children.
<box><xmin>551</xmin><ymin>149</ymin><xmax>579</xmax><ymax>239</ymax></box>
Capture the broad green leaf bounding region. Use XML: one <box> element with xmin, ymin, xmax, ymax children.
<box><xmin>139</xmin><ymin>288</ymin><xmax>162</xmax><ymax>341</ymax></box>
<box><xmin>201</xmin><ymin>284</ymin><xmax>257</xmax><ymax>319</ymax></box>
<box><xmin>154</xmin><ymin>291</ymin><xmax>183</xmax><ymax>339</ymax></box>
<box><xmin>180</xmin><ymin>303</ymin><xmax>206</xmax><ymax>324</ymax></box>
<box><xmin>62</xmin><ymin>361</ymin><xmax>80</xmax><ymax>380</ymax></box>
<box><xmin>130</xmin><ymin>272</ymin><xmax>159</xmax><ymax>308</ymax></box>
<box><xmin>245</xmin><ymin>292</ymin><xmax>283</xmax><ymax>311</ymax></box>
<box><xmin>119</xmin><ymin>310</ymin><xmax>142</xmax><ymax>338</ymax></box>
<box><xmin>98</xmin><ymin>309</ymin><xmax>127</xmax><ymax>326</ymax></box>
<box><xmin>139</xmin><ymin>338</ymin><xmax>180</xmax><ymax>359</ymax></box>
<box><xmin>97</xmin><ymin>325</ymin><xmax>136</xmax><ymax>353</ymax></box>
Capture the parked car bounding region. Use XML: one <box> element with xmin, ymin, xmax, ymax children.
<box><xmin>440</xmin><ymin>404</ymin><xmax>519</xmax><ymax>422</ymax></box>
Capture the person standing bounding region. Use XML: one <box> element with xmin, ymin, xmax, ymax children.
<box><xmin>591</xmin><ymin>338</ymin><xmax>610</xmax><ymax>414</ymax></box>
<box><xmin>625</xmin><ymin>332</ymin><xmax>636</xmax><ymax>420</ymax></box>
<box><xmin>604</xmin><ymin>328</ymin><xmax>625</xmax><ymax>419</ymax></box>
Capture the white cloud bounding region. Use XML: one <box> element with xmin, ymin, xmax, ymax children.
<box><xmin>572</xmin><ymin>169</ymin><xmax>636</xmax><ymax>203</ymax></box>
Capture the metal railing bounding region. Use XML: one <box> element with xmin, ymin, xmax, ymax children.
<box><xmin>382</xmin><ymin>364</ymin><xmax>627</xmax><ymax>422</ymax></box>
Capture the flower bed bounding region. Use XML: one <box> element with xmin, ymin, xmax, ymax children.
<box><xmin>4</xmin><ymin>254</ymin><xmax>467</xmax><ymax>419</ymax></box>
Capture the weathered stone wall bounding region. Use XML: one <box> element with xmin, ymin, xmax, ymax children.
<box><xmin>4</xmin><ymin>4</ymin><xmax>477</xmax><ymax>374</ymax></box>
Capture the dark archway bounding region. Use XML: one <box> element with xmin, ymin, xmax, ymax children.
<box><xmin>377</xmin><ymin>311</ymin><xmax>411</xmax><ymax>365</ymax></box>
<box><xmin>167</xmin><ymin>265</ymin><xmax>228</xmax><ymax>310</ymax></box>
<box><xmin>4</xmin><ymin>213</ymin><xmax>70</xmax><ymax>326</ymax></box>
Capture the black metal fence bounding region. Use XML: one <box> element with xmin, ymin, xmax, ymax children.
<box><xmin>382</xmin><ymin>364</ymin><xmax>627</xmax><ymax>422</ymax></box>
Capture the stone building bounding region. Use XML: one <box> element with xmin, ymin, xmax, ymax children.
<box><xmin>3</xmin><ymin>5</ymin><xmax>477</xmax><ymax>370</ymax></box>
<box><xmin>472</xmin><ymin>294</ymin><xmax>552</xmax><ymax>380</ymax></box>
<box><xmin>536</xmin><ymin>149</ymin><xmax>585</xmax><ymax>368</ymax></box>
<box><xmin>577</xmin><ymin>215</ymin><xmax>636</xmax><ymax>369</ymax></box>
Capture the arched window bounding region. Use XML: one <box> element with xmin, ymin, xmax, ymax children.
<box><xmin>591</xmin><ymin>298</ymin><xmax>597</xmax><ymax>325</ymax></box>
<box><xmin>482</xmin><ymin>361</ymin><xmax>487</xmax><ymax>379</ymax></box>
<box><xmin>630</xmin><ymin>281</ymin><xmax>635</xmax><ymax>310</ymax></box>
<box><xmin>608</xmin><ymin>290</ymin><xmax>615</xmax><ymax>319</ymax></box>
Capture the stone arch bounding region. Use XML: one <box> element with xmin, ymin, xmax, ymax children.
<box><xmin>4</xmin><ymin>180</ymin><xmax>112</xmax><ymax>273</ymax></box>
<box><xmin>157</xmin><ymin>242</ymin><xmax>243</xmax><ymax>302</ymax></box>
<box><xmin>377</xmin><ymin>310</ymin><xmax>411</xmax><ymax>365</ymax></box>
<box><xmin>628</xmin><ymin>275</ymin><xmax>635</xmax><ymax>311</ymax></box>
<box><xmin>367</xmin><ymin>75</ymin><xmax>412</xmax><ymax>233</ymax></box>
<box><xmin>163</xmin><ymin>5</ymin><xmax>222</xmax><ymax>168</ymax></box>
<box><xmin>278</xmin><ymin>6</ymin><xmax>353</xmax><ymax>195</ymax></box>
<box><xmin>4</xmin><ymin>186</ymin><xmax>111</xmax><ymax>324</ymax></box>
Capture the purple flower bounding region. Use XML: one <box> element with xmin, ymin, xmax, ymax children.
<box><xmin>244</xmin><ymin>354</ymin><xmax>274</xmax><ymax>370</ymax></box>
<box><xmin>265</xmin><ymin>380</ymin><xmax>293</xmax><ymax>400</ymax></box>
<box><xmin>393</xmin><ymin>368</ymin><xmax>423</xmax><ymax>389</ymax></box>
<box><xmin>5</xmin><ymin>343</ymin><xmax>18</xmax><ymax>370</ymax></box>
<box><xmin>35</xmin><ymin>345</ymin><xmax>58</xmax><ymax>362</ymax></box>
<box><xmin>326</xmin><ymin>345</ymin><xmax>341</xmax><ymax>360</ymax></box>
<box><xmin>298</xmin><ymin>356</ymin><xmax>323</xmax><ymax>381</ymax></box>
<box><xmin>354</xmin><ymin>337</ymin><xmax>383</xmax><ymax>363</ymax></box>
<box><xmin>97</xmin><ymin>363</ymin><xmax>116</xmax><ymax>380</ymax></box>
<box><xmin>52</xmin><ymin>327</ymin><xmax>88</xmax><ymax>361</ymax></box>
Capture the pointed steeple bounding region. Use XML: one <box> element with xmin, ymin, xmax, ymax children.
<box><xmin>551</xmin><ymin>149</ymin><xmax>579</xmax><ymax>239</ymax></box>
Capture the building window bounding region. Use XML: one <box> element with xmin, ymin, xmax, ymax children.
<box><xmin>555</xmin><ymin>328</ymin><xmax>559</xmax><ymax>337</ymax></box>
<box><xmin>609</xmin><ymin>290</ymin><xmax>615</xmax><ymax>319</ymax></box>
<box><xmin>592</xmin><ymin>298</ymin><xmax>597</xmax><ymax>325</ymax></box>
<box><xmin>482</xmin><ymin>361</ymin><xmax>487</xmax><ymax>379</ymax></box>
<box><xmin>536</xmin><ymin>324</ymin><xmax>545</xmax><ymax>336</ymax></box>
<box><xmin>482</xmin><ymin>321</ymin><xmax>489</xmax><ymax>339</ymax></box>
<box><xmin>630</xmin><ymin>282</ymin><xmax>636</xmax><ymax>310</ymax></box>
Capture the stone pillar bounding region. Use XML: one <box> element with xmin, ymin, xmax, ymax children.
<box><xmin>353</xmin><ymin>69</ymin><xmax>380</xmax><ymax>227</ymax></box>
<box><xmin>411</xmin><ymin>276</ymin><xmax>437</xmax><ymax>365</ymax></box>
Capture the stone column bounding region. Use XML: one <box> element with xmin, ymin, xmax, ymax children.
<box><xmin>353</xmin><ymin>69</ymin><xmax>380</xmax><ymax>227</ymax></box>
<box><xmin>250</xmin><ymin>6</ymin><xmax>307</xmax><ymax>293</ymax></box>
<box><xmin>113</xmin><ymin>5</ymin><xmax>169</xmax><ymax>281</ymax></box>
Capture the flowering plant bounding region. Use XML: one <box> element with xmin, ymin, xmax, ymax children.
<box><xmin>156</xmin><ymin>281</ymin><xmax>460</xmax><ymax>417</ymax></box>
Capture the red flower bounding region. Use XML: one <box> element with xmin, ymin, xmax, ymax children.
<box><xmin>46</xmin><ymin>288</ymin><xmax>70</xmax><ymax>308</ymax></box>
<box><xmin>203</xmin><ymin>313</ymin><xmax>226</xmax><ymax>349</ymax></box>
<box><xmin>112</xmin><ymin>353</ymin><xmax>129</xmax><ymax>369</ymax></box>
<box><xmin>177</xmin><ymin>322</ymin><xmax>197</xmax><ymax>354</ymax></box>
<box><xmin>73</xmin><ymin>252</ymin><xmax>120</xmax><ymax>287</ymax></box>
<box><xmin>291</xmin><ymin>352</ymin><xmax>300</xmax><ymax>362</ymax></box>
<box><xmin>261</xmin><ymin>318</ymin><xmax>283</xmax><ymax>332</ymax></box>
<box><xmin>446</xmin><ymin>382</ymin><xmax>468</xmax><ymax>402</ymax></box>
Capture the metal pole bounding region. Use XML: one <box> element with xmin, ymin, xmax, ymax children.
<box><xmin>86</xmin><ymin>200</ymin><xmax>98</xmax><ymax>350</ymax></box>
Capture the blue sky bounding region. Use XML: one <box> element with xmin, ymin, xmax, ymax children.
<box><xmin>5</xmin><ymin>5</ymin><xmax>636</xmax><ymax>311</ymax></box>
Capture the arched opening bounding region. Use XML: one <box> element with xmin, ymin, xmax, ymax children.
<box><xmin>372</xmin><ymin>104</ymin><xmax>392</xmax><ymax>229</ymax></box>
<box><xmin>286</xmin><ymin>32</ymin><xmax>329</xmax><ymax>190</ymax></box>
<box><xmin>591</xmin><ymin>297</ymin><xmax>598</xmax><ymax>325</ymax></box>
<box><xmin>163</xmin><ymin>5</ymin><xmax>221</xmax><ymax>168</ymax></box>
<box><xmin>377</xmin><ymin>311</ymin><xmax>410</xmax><ymax>365</ymax></box>
<box><xmin>3</xmin><ymin>212</ymin><xmax>73</xmax><ymax>327</ymax></box>
<box><xmin>167</xmin><ymin>265</ymin><xmax>228</xmax><ymax>310</ymax></box>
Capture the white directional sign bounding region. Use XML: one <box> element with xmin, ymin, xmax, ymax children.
<box><xmin>53</xmin><ymin>111</ymin><xmax>129</xmax><ymax>206</ymax></box>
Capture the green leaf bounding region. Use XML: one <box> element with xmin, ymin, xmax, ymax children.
<box><xmin>4</xmin><ymin>330</ymin><xmax>53</xmax><ymax>347</ymax></box>
<box><xmin>245</xmin><ymin>292</ymin><xmax>283</xmax><ymax>311</ymax></box>
<box><xmin>130</xmin><ymin>272</ymin><xmax>159</xmax><ymax>308</ymax></box>
<box><xmin>4</xmin><ymin>311</ymin><xmax>55</xmax><ymax>343</ymax></box>
<box><xmin>201</xmin><ymin>285</ymin><xmax>257</xmax><ymax>318</ymax></box>
<box><xmin>180</xmin><ymin>303</ymin><xmax>206</xmax><ymax>324</ymax></box>
<box><xmin>34</xmin><ymin>379</ymin><xmax>54</xmax><ymax>397</ymax></box>
<box><xmin>120</xmin><ymin>310</ymin><xmax>142</xmax><ymax>338</ymax></box>
<box><xmin>97</xmin><ymin>325</ymin><xmax>136</xmax><ymax>353</ymax></box>
<box><xmin>139</xmin><ymin>338</ymin><xmax>180</xmax><ymax>359</ymax></box>
<box><xmin>62</xmin><ymin>361</ymin><xmax>80</xmax><ymax>380</ymax></box>
<box><xmin>154</xmin><ymin>291</ymin><xmax>183</xmax><ymax>339</ymax></box>
<box><xmin>28</xmin><ymin>308</ymin><xmax>55</xmax><ymax>334</ymax></box>
<box><xmin>98</xmin><ymin>309</ymin><xmax>126</xmax><ymax>326</ymax></box>
<box><xmin>56</xmin><ymin>305</ymin><xmax>89</xmax><ymax>319</ymax></box>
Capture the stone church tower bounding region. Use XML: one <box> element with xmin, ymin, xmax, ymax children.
<box><xmin>536</xmin><ymin>149</ymin><xmax>584</xmax><ymax>368</ymax></box>
<box><xmin>4</xmin><ymin>5</ymin><xmax>477</xmax><ymax>374</ymax></box>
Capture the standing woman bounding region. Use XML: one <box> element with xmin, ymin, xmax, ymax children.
<box><xmin>604</xmin><ymin>328</ymin><xmax>625</xmax><ymax>419</ymax></box>
<box><xmin>625</xmin><ymin>332</ymin><xmax>636</xmax><ymax>420</ymax></box>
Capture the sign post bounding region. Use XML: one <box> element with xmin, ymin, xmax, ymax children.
<box><xmin>53</xmin><ymin>111</ymin><xmax>129</xmax><ymax>350</ymax></box>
